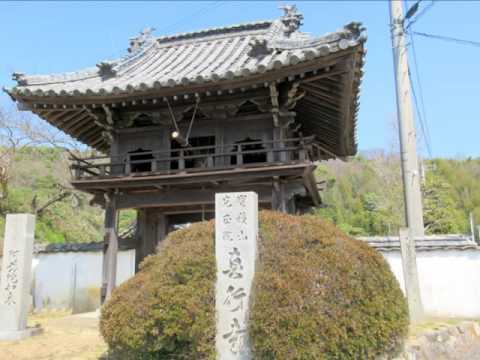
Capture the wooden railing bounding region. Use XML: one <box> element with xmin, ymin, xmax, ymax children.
<box><xmin>71</xmin><ymin>136</ymin><xmax>315</xmax><ymax>179</ymax></box>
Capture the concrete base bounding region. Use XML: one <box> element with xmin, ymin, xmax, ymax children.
<box><xmin>0</xmin><ymin>326</ymin><xmax>43</xmax><ymax>341</ymax></box>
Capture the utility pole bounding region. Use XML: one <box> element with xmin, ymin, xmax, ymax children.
<box><xmin>390</xmin><ymin>0</ymin><xmax>425</xmax><ymax>237</ymax></box>
<box><xmin>390</xmin><ymin>0</ymin><xmax>425</xmax><ymax>324</ymax></box>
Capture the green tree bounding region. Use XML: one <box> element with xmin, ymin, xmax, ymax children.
<box><xmin>422</xmin><ymin>173</ymin><xmax>465</xmax><ymax>234</ymax></box>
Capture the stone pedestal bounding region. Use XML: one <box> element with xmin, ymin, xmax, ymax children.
<box><xmin>0</xmin><ymin>325</ymin><xmax>42</xmax><ymax>341</ymax></box>
<box><xmin>215</xmin><ymin>192</ymin><xmax>258</xmax><ymax>360</ymax></box>
<box><xmin>0</xmin><ymin>214</ymin><xmax>39</xmax><ymax>341</ymax></box>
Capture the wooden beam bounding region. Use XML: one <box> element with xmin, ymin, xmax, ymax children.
<box><xmin>302</xmin><ymin>81</ymin><xmax>343</xmax><ymax>97</ymax></box>
<box><xmin>101</xmin><ymin>192</ymin><xmax>118</xmax><ymax>303</ymax></box>
<box><xmin>302</xmin><ymin>167</ymin><xmax>321</xmax><ymax>206</ymax></box>
<box><xmin>69</xmin><ymin>116</ymin><xmax>95</xmax><ymax>136</ymax></box>
<box><xmin>303</xmin><ymin>68</ymin><xmax>348</xmax><ymax>83</ymax></box>
<box><xmin>299</xmin><ymin>85</ymin><xmax>342</xmax><ymax>109</ymax></box>
<box><xmin>90</xmin><ymin>136</ymin><xmax>107</xmax><ymax>149</ymax></box>
<box><xmin>44</xmin><ymin>110</ymin><xmax>70</xmax><ymax>123</ymax></box>
<box><xmin>75</xmin><ymin>123</ymin><xmax>101</xmax><ymax>141</ymax></box>
<box><xmin>300</xmin><ymin>95</ymin><xmax>343</xmax><ymax>119</ymax></box>
<box><xmin>115</xmin><ymin>186</ymin><xmax>273</xmax><ymax>209</ymax></box>
<box><xmin>296</xmin><ymin>112</ymin><xmax>339</xmax><ymax>139</ymax></box>
<box><xmin>62</xmin><ymin>113</ymin><xmax>91</xmax><ymax>133</ymax></box>
<box><xmin>135</xmin><ymin>209</ymin><xmax>168</xmax><ymax>271</ymax></box>
<box><xmin>272</xmin><ymin>177</ymin><xmax>288</xmax><ymax>213</ymax></box>
<box><xmin>72</xmin><ymin>163</ymin><xmax>313</xmax><ymax>191</ymax></box>
<box><xmin>56</xmin><ymin>110</ymin><xmax>86</xmax><ymax>126</ymax></box>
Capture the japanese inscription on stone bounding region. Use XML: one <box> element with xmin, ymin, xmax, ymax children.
<box><xmin>215</xmin><ymin>192</ymin><xmax>258</xmax><ymax>360</ymax></box>
<box><xmin>0</xmin><ymin>214</ymin><xmax>35</xmax><ymax>333</ymax></box>
<box><xmin>3</xmin><ymin>250</ymin><xmax>20</xmax><ymax>305</ymax></box>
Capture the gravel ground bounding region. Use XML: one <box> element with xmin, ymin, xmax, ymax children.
<box><xmin>0</xmin><ymin>311</ymin><xmax>106</xmax><ymax>360</ymax></box>
<box><xmin>1</xmin><ymin>312</ymin><xmax>479</xmax><ymax>359</ymax></box>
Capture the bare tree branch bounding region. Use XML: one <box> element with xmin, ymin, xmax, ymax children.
<box><xmin>33</xmin><ymin>190</ymin><xmax>72</xmax><ymax>216</ymax></box>
<box><xmin>0</xmin><ymin>104</ymin><xmax>86</xmax><ymax>207</ymax></box>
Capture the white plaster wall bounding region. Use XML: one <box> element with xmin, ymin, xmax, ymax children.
<box><xmin>382</xmin><ymin>250</ymin><xmax>480</xmax><ymax>318</ymax></box>
<box><xmin>2</xmin><ymin>248</ymin><xmax>479</xmax><ymax>317</ymax></box>
<box><xmin>32</xmin><ymin>250</ymin><xmax>135</xmax><ymax>312</ymax></box>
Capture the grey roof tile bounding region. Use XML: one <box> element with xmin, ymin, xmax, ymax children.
<box><xmin>357</xmin><ymin>235</ymin><xmax>479</xmax><ymax>252</ymax></box>
<box><xmin>23</xmin><ymin>235</ymin><xmax>479</xmax><ymax>255</ymax></box>
<box><xmin>7</xmin><ymin>8</ymin><xmax>366</xmax><ymax>98</ymax></box>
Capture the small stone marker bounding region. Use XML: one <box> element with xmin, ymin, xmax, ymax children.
<box><xmin>215</xmin><ymin>192</ymin><xmax>258</xmax><ymax>359</ymax></box>
<box><xmin>0</xmin><ymin>214</ymin><xmax>41</xmax><ymax>341</ymax></box>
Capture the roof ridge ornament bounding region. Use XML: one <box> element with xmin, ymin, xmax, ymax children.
<box><xmin>342</xmin><ymin>22</ymin><xmax>367</xmax><ymax>41</ymax></box>
<box><xmin>249</xmin><ymin>5</ymin><xmax>305</xmax><ymax>57</ymax></box>
<box><xmin>12</xmin><ymin>72</ymin><xmax>27</xmax><ymax>86</ymax></box>
<box><xmin>248</xmin><ymin>38</ymin><xmax>273</xmax><ymax>57</ymax></box>
<box><xmin>279</xmin><ymin>4</ymin><xmax>303</xmax><ymax>36</ymax></box>
<box><xmin>128</xmin><ymin>27</ymin><xmax>156</xmax><ymax>53</ymax></box>
<box><xmin>96</xmin><ymin>61</ymin><xmax>117</xmax><ymax>78</ymax></box>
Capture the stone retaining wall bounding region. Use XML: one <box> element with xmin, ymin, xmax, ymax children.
<box><xmin>394</xmin><ymin>321</ymin><xmax>480</xmax><ymax>360</ymax></box>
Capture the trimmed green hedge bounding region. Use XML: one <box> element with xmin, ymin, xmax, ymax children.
<box><xmin>100</xmin><ymin>211</ymin><xmax>408</xmax><ymax>359</ymax></box>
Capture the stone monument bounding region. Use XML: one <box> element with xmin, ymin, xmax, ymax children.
<box><xmin>215</xmin><ymin>192</ymin><xmax>258</xmax><ymax>360</ymax></box>
<box><xmin>0</xmin><ymin>214</ymin><xmax>41</xmax><ymax>341</ymax></box>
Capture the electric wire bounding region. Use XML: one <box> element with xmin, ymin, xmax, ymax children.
<box><xmin>402</xmin><ymin>0</ymin><xmax>435</xmax><ymax>157</ymax></box>
<box><xmin>156</xmin><ymin>1</ymin><xmax>226</xmax><ymax>35</ymax></box>
<box><xmin>409</xmin><ymin>67</ymin><xmax>432</xmax><ymax>157</ymax></box>
<box><xmin>413</xmin><ymin>31</ymin><xmax>480</xmax><ymax>48</ymax></box>
<box><xmin>408</xmin><ymin>33</ymin><xmax>433</xmax><ymax>157</ymax></box>
<box><xmin>406</xmin><ymin>0</ymin><xmax>435</xmax><ymax>29</ymax></box>
<box><xmin>404</xmin><ymin>1</ymin><xmax>479</xmax><ymax>158</ymax></box>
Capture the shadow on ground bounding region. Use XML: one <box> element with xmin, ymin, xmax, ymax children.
<box><xmin>0</xmin><ymin>310</ymin><xmax>106</xmax><ymax>360</ymax></box>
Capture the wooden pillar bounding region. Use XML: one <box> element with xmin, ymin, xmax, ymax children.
<box><xmin>286</xmin><ymin>196</ymin><xmax>296</xmax><ymax>214</ymax></box>
<box><xmin>273</xmin><ymin>127</ymin><xmax>287</xmax><ymax>162</ymax></box>
<box><xmin>101</xmin><ymin>192</ymin><xmax>118</xmax><ymax>304</ymax></box>
<box><xmin>272</xmin><ymin>177</ymin><xmax>287</xmax><ymax>213</ymax></box>
<box><xmin>179</xmin><ymin>150</ymin><xmax>185</xmax><ymax>170</ymax></box>
<box><xmin>135</xmin><ymin>209</ymin><xmax>168</xmax><ymax>272</ymax></box>
<box><xmin>135</xmin><ymin>209</ymin><xmax>148</xmax><ymax>272</ymax></box>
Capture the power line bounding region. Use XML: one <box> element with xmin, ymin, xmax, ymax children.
<box><xmin>402</xmin><ymin>1</ymin><xmax>434</xmax><ymax>157</ymax></box>
<box><xmin>408</xmin><ymin>33</ymin><xmax>433</xmax><ymax>157</ymax></box>
<box><xmin>406</xmin><ymin>0</ymin><xmax>435</xmax><ymax>29</ymax></box>
<box><xmin>413</xmin><ymin>31</ymin><xmax>480</xmax><ymax>48</ymax></box>
<box><xmin>409</xmin><ymin>67</ymin><xmax>432</xmax><ymax>157</ymax></box>
<box><xmin>156</xmin><ymin>1</ymin><xmax>226</xmax><ymax>35</ymax></box>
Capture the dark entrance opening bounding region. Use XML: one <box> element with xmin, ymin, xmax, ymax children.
<box><xmin>132</xmin><ymin>114</ymin><xmax>154</xmax><ymax>127</ymax></box>
<box><xmin>230</xmin><ymin>137</ymin><xmax>267</xmax><ymax>165</ymax></box>
<box><xmin>128</xmin><ymin>148</ymin><xmax>154</xmax><ymax>173</ymax></box>
<box><xmin>170</xmin><ymin>136</ymin><xmax>216</xmax><ymax>170</ymax></box>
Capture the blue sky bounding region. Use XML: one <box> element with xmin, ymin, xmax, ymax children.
<box><xmin>1</xmin><ymin>1</ymin><xmax>479</xmax><ymax>158</ymax></box>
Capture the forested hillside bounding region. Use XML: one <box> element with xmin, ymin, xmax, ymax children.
<box><xmin>0</xmin><ymin>147</ymin><xmax>104</xmax><ymax>242</ymax></box>
<box><xmin>0</xmin><ymin>148</ymin><xmax>478</xmax><ymax>243</ymax></box>
<box><xmin>316</xmin><ymin>153</ymin><xmax>480</xmax><ymax>236</ymax></box>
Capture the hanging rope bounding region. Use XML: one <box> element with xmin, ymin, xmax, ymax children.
<box><xmin>165</xmin><ymin>96</ymin><xmax>201</xmax><ymax>147</ymax></box>
<box><xmin>185</xmin><ymin>97</ymin><xmax>200</xmax><ymax>144</ymax></box>
<box><xmin>165</xmin><ymin>97</ymin><xmax>180</xmax><ymax>133</ymax></box>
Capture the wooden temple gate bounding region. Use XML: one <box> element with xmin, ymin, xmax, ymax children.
<box><xmin>6</xmin><ymin>6</ymin><xmax>366</xmax><ymax>301</ymax></box>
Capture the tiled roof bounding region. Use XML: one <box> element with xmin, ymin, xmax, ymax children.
<box><xmin>358</xmin><ymin>235</ymin><xmax>479</xmax><ymax>252</ymax></box>
<box><xmin>5</xmin><ymin>6</ymin><xmax>366</xmax><ymax>156</ymax></box>
<box><xmin>4</xmin><ymin>234</ymin><xmax>474</xmax><ymax>255</ymax></box>
<box><xmin>7</xmin><ymin>7</ymin><xmax>365</xmax><ymax>98</ymax></box>
<box><xmin>33</xmin><ymin>240</ymin><xmax>135</xmax><ymax>254</ymax></box>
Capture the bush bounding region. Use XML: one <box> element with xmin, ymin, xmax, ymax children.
<box><xmin>100</xmin><ymin>211</ymin><xmax>408</xmax><ymax>359</ymax></box>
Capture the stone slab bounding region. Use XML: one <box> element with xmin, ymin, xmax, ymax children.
<box><xmin>0</xmin><ymin>214</ymin><xmax>36</xmax><ymax>332</ymax></box>
<box><xmin>215</xmin><ymin>192</ymin><xmax>258</xmax><ymax>360</ymax></box>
